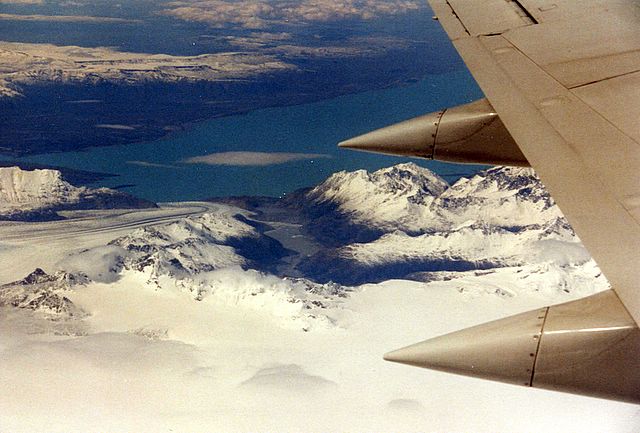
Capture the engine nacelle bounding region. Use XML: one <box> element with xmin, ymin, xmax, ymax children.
<box><xmin>384</xmin><ymin>290</ymin><xmax>640</xmax><ymax>404</ymax></box>
<box><xmin>339</xmin><ymin>98</ymin><xmax>529</xmax><ymax>167</ymax></box>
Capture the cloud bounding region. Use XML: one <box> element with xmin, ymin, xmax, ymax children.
<box><xmin>126</xmin><ymin>160</ymin><xmax>180</xmax><ymax>169</ymax></box>
<box><xmin>182</xmin><ymin>151</ymin><xmax>331</xmax><ymax>166</ymax></box>
<box><xmin>247</xmin><ymin>31</ymin><xmax>293</xmax><ymax>41</ymax></box>
<box><xmin>0</xmin><ymin>0</ymin><xmax>43</xmax><ymax>4</ymax></box>
<box><xmin>225</xmin><ymin>34</ymin><xmax>410</xmax><ymax>58</ymax></box>
<box><xmin>0</xmin><ymin>13</ymin><xmax>140</xmax><ymax>24</ymax></box>
<box><xmin>162</xmin><ymin>1</ymin><xmax>276</xmax><ymax>29</ymax></box>
<box><xmin>161</xmin><ymin>0</ymin><xmax>424</xmax><ymax>29</ymax></box>
<box><xmin>95</xmin><ymin>124</ymin><xmax>137</xmax><ymax>130</ymax></box>
<box><xmin>240</xmin><ymin>364</ymin><xmax>336</xmax><ymax>392</ymax></box>
<box><xmin>386</xmin><ymin>398</ymin><xmax>425</xmax><ymax>413</ymax></box>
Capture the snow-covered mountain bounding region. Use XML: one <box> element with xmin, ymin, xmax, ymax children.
<box><xmin>0</xmin><ymin>268</ymin><xmax>86</xmax><ymax>314</ymax></box>
<box><xmin>0</xmin><ymin>200</ymin><xmax>350</xmax><ymax>333</ymax></box>
<box><xmin>305</xmin><ymin>163</ymin><xmax>448</xmax><ymax>232</ymax></box>
<box><xmin>0</xmin><ymin>162</ymin><xmax>597</xmax><ymax>288</ymax></box>
<box><xmin>55</xmin><ymin>205</ymin><xmax>281</xmax><ymax>281</ymax></box>
<box><xmin>434</xmin><ymin>166</ymin><xmax>561</xmax><ymax>228</ymax></box>
<box><xmin>294</xmin><ymin>164</ymin><xmax>590</xmax><ymax>286</ymax></box>
<box><xmin>0</xmin><ymin>42</ymin><xmax>295</xmax><ymax>98</ymax></box>
<box><xmin>0</xmin><ymin>166</ymin><xmax>155</xmax><ymax>220</ymax></box>
<box><xmin>106</xmin><ymin>209</ymin><xmax>288</xmax><ymax>280</ymax></box>
<box><xmin>0</xmin><ymin>163</ymin><xmax>623</xmax><ymax>432</ymax></box>
<box><xmin>1</xmin><ymin>162</ymin><xmax>605</xmax><ymax>323</ymax></box>
<box><xmin>301</xmin><ymin>163</ymin><xmax>562</xmax><ymax>233</ymax></box>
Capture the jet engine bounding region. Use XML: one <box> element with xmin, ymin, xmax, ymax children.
<box><xmin>384</xmin><ymin>290</ymin><xmax>640</xmax><ymax>403</ymax></box>
<box><xmin>339</xmin><ymin>98</ymin><xmax>529</xmax><ymax>166</ymax></box>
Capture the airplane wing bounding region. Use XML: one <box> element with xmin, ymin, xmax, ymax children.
<box><xmin>426</xmin><ymin>0</ymin><xmax>640</xmax><ymax>325</ymax></box>
<box><xmin>339</xmin><ymin>0</ymin><xmax>640</xmax><ymax>403</ymax></box>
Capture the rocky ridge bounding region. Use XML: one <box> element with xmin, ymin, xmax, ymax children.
<box><xmin>105</xmin><ymin>210</ymin><xmax>288</xmax><ymax>281</ymax></box>
<box><xmin>0</xmin><ymin>268</ymin><xmax>88</xmax><ymax>319</ymax></box>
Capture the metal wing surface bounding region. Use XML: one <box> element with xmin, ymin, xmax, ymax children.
<box><xmin>427</xmin><ymin>0</ymin><xmax>640</xmax><ymax>324</ymax></box>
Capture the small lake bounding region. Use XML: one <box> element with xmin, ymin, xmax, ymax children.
<box><xmin>11</xmin><ymin>69</ymin><xmax>485</xmax><ymax>202</ymax></box>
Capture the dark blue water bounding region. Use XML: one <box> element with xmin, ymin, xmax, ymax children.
<box><xmin>13</xmin><ymin>69</ymin><xmax>485</xmax><ymax>202</ymax></box>
<box><xmin>1</xmin><ymin>1</ymin><xmax>485</xmax><ymax>201</ymax></box>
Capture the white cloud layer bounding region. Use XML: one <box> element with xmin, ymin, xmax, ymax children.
<box><xmin>1</xmin><ymin>275</ymin><xmax>636</xmax><ymax>432</ymax></box>
<box><xmin>0</xmin><ymin>0</ymin><xmax>44</xmax><ymax>4</ymax></box>
<box><xmin>0</xmin><ymin>13</ymin><xmax>140</xmax><ymax>23</ymax></box>
<box><xmin>161</xmin><ymin>0</ymin><xmax>424</xmax><ymax>29</ymax></box>
<box><xmin>182</xmin><ymin>151</ymin><xmax>330</xmax><ymax>166</ymax></box>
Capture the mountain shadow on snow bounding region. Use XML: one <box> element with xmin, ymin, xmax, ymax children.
<box><xmin>213</xmin><ymin>164</ymin><xmax>576</xmax><ymax>286</ymax></box>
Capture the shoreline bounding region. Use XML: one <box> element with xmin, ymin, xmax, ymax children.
<box><xmin>1</xmin><ymin>45</ymin><xmax>456</xmax><ymax>158</ymax></box>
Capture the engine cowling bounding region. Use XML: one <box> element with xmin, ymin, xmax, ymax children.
<box><xmin>384</xmin><ymin>290</ymin><xmax>640</xmax><ymax>404</ymax></box>
<box><xmin>339</xmin><ymin>98</ymin><xmax>529</xmax><ymax>167</ymax></box>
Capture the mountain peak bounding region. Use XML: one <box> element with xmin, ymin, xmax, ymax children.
<box><xmin>305</xmin><ymin>163</ymin><xmax>448</xmax><ymax>231</ymax></box>
<box><xmin>0</xmin><ymin>166</ymin><xmax>156</xmax><ymax>220</ymax></box>
<box><xmin>0</xmin><ymin>269</ymin><xmax>88</xmax><ymax>320</ymax></box>
<box><xmin>370</xmin><ymin>163</ymin><xmax>449</xmax><ymax>197</ymax></box>
<box><xmin>308</xmin><ymin>163</ymin><xmax>448</xmax><ymax>202</ymax></box>
<box><xmin>0</xmin><ymin>166</ymin><xmax>72</xmax><ymax>206</ymax></box>
<box><xmin>434</xmin><ymin>165</ymin><xmax>560</xmax><ymax>228</ymax></box>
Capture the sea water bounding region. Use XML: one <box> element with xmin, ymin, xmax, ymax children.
<box><xmin>12</xmin><ymin>69</ymin><xmax>485</xmax><ymax>202</ymax></box>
